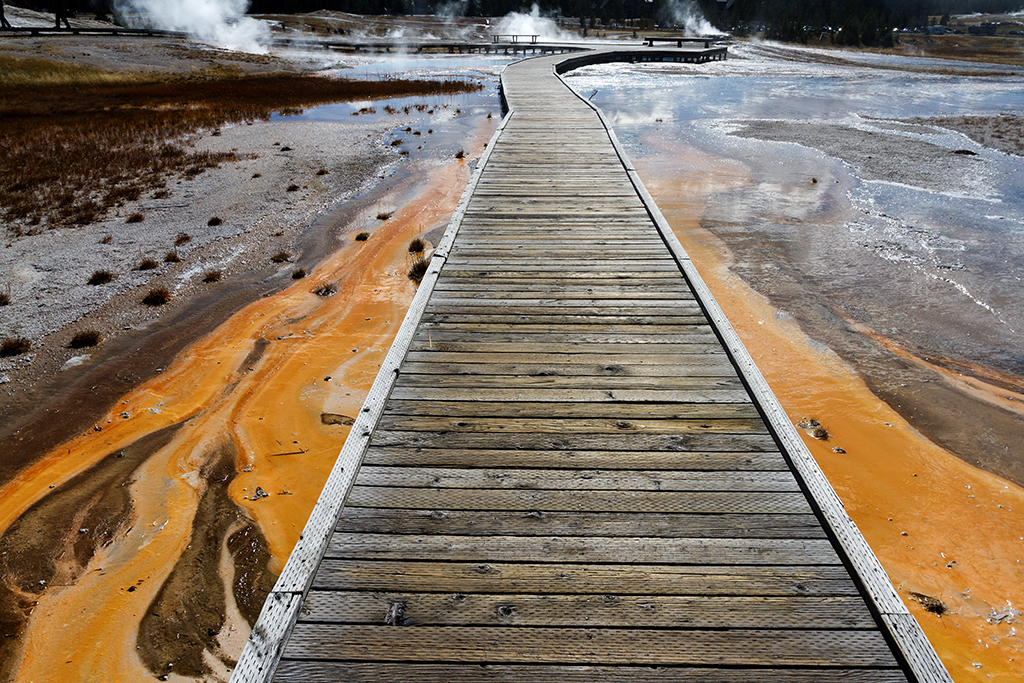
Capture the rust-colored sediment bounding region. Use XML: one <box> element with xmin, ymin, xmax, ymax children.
<box><xmin>638</xmin><ymin>148</ymin><xmax>1024</xmax><ymax>682</ymax></box>
<box><xmin>0</xmin><ymin>124</ymin><xmax>489</xmax><ymax>681</ymax></box>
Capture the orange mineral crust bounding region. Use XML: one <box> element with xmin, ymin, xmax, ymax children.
<box><xmin>2</xmin><ymin>129</ymin><xmax>488</xmax><ymax>681</ymax></box>
<box><xmin>638</xmin><ymin>149</ymin><xmax>1024</xmax><ymax>682</ymax></box>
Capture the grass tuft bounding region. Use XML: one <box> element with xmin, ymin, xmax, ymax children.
<box><xmin>0</xmin><ymin>292</ymin><xmax>9</xmax><ymax>306</ymax></box>
<box><xmin>355</xmin><ymin>232</ymin><xmax>369</xmax><ymax>241</ymax></box>
<box><xmin>69</xmin><ymin>330</ymin><xmax>102</xmax><ymax>348</ymax></box>
<box><xmin>164</xmin><ymin>251</ymin><xmax>181</xmax><ymax>263</ymax></box>
<box><xmin>87</xmin><ymin>269</ymin><xmax>115</xmax><ymax>285</ymax></box>
<box><xmin>142</xmin><ymin>287</ymin><xmax>171</xmax><ymax>306</ymax></box>
<box><xmin>137</xmin><ymin>258</ymin><xmax>158</xmax><ymax>271</ymax></box>
<box><xmin>0</xmin><ymin>337</ymin><xmax>31</xmax><ymax>357</ymax></box>
<box><xmin>454</xmin><ymin>149</ymin><xmax>465</xmax><ymax>159</ymax></box>
<box><xmin>292</xmin><ymin>268</ymin><xmax>306</xmax><ymax>279</ymax></box>
<box><xmin>271</xmin><ymin>251</ymin><xmax>291</xmax><ymax>263</ymax></box>
<box><xmin>810</xmin><ymin>425</ymin><xmax>831</xmax><ymax>440</ymax></box>
<box><xmin>408</xmin><ymin>238</ymin><xmax>426</xmax><ymax>253</ymax></box>
<box><xmin>376</xmin><ymin>212</ymin><xmax>392</xmax><ymax>221</ymax></box>
<box><xmin>316</xmin><ymin>168</ymin><xmax>329</xmax><ymax>175</ymax></box>
<box><xmin>126</xmin><ymin>213</ymin><xmax>145</xmax><ymax>224</ymax></box>
<box><xmin>99</xmin><ymin>234</ymin><xmax>113</xmax><ymax>244</ymax></box>
<box><xmin>286</xmin><ymin>184</ymin><xmax>300</xmax><ymax>192</ymax></box>
<box><xmin>313</xmin><ymin>282</ymin><xmax>337</xmax><ymax>296</ymax></box>
<box><xmin>202</xmin><ymin>270</ymin><xmax>223</xmax><ymax>283</ymax></box>
<box><xmin>408</xmin><ymin>256</ymin><xmax>430</xmax><ymax>284</ymax></box>
<box><xmin>207</xmin><ymin>217</ymin><xmax>222</xmax><ymax>226</ymax></box>
<box><xmin>174</xmin><ymin>233</ymin><xmax>191</xmax><ymax>246</ymax></box>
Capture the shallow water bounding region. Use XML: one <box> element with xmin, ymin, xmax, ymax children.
<box><xmin>565</xmin><ymin>43</ymin><xmax>1024</xmax><ymax>481</ymax></box>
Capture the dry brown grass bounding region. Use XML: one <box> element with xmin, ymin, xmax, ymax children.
<box><xmin>0</xmin><ymin>64</ymin><xmax>483</xmax><ymax>235</ymax></box>
<box><xmin>271</xmin><ymin>251</ymin><xmax>291</xmax><ymax>263</ymax></box>
<box><xmin>354</xmin><ymin>232</ymin><xmax>369</xmax><ymax>241</ymax></box>
<box><xmin>408</xmin><ymin>256</ymin><xmax>430</xmax><ymax>284</ymax></box>
<box><xmin>408</xmin><ymin>238</ymin><xmax>426</xmax><ymax>253</ymax></box>
<box><xmin>207</xmin><ymin>217</ymin><xmax>222</xmax><ymax>227</ymax></box>
<box><xmin>68</xmin><ymin>330</ymin><xmax>102</xmax><ymax>348</ymax></box>
<box><xmin>87</xmin><ymin>269</ymin><xmax>115</xmax><ymax>285</ymax></box>
<box><xmin>142</xmin><ymin>287</ymin><xmax>171</xmax><ymax>306</ymax></box>
<box><xmin>202</xmin><ymin>270</ymin><xmax>223</xmax><ymax>283</ymax></box>
<box><xmin>0</xmin><ymin>337</ymin><xmax>31</xmax><ymax>357</ymax></box>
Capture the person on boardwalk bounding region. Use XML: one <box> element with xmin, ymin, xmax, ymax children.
<box><xmin>54</xmin><ymin>0</ymin><xmax>71</xmax><ymax>29</ymax></box>
<box><xmin>1</xmin><ymin>1</ymin><xmax>13</xmax><ymax>29</ymax></box>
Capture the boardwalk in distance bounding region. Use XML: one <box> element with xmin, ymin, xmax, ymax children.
<box><xmin>232</xmin><ymin>48</ymin><xmax>950</xmax><ymax>683</ymax></box>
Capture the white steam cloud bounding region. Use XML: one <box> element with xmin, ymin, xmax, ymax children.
<box><xmin>114</xmin><ymin>0</ymin><xmax>271</xmax><ymax>54</ymax></box>
<box><xmin>659</xmin><ymin>0</ymin><xmax>723</xmax><ymax>36</ymax></box>
<box><xmin>495</xmin><ymin>4</ymin><xmax>573</xmax><ymax>41</ymax></box>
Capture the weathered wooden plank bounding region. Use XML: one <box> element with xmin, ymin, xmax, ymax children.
<box><xmin>440</xmin><ymin>260</ymin><xmax>680</xmax><ymax>270</ymax></box>
<box><xmin>302</xmin><ymin>591</ymin><xmax>872</xmax><ymax>628</ymax></box>
<box><xmin>392</xmin><ymin>375</ymin><xmax>746</xmax><ymax>393</ymax></box>
<box><xmin>367</xmin><ymin>430</ymin><xmax>775</xmax><ymax>452</ymax></box>
<box><xmin>395</xmin><ymin>361</ymin><xmax>737</xmax><ymax>378</ymax></box>
<box><xmin>324</xmin><ymin>533</ymin><xmax>840</xmax><ymax>565</ymax></box>
<box><xmin>353</xmin><ymin>466</ymin><xmax>797</xmax><ymax>491</ymax></box>
<box><xmin>361</xmin><ymin>446</ymin><xmax>787</xmax><ymax>470</ymax></box>
<box><xmin>439</xmin><ymin>270</ymin><xmax>682</xmax><ymax>279</ymax></box>
<box><xmin>412</xmin><ymin>330</ymin><xmax>720</xmax><ymax>344</ymax></box>
<box><xmin>429</xmin><ymin>285</ymin><xmax>697</xmax><ymax>296</ymax></box>
<box><xmin>345</xmin><ymin>487</ymin><xmax>812</xmax><ymax>514</ymax></box>
<box><xmin>336</xmin><ymin>508</ymin><xmax>825</xmax><ymax>539</ymax></box>
<box><xmin>417</xmin><ymin>322</ymin><xmax>713</xmax><ymax>334</ymax></box>
<box><xmin>422</xmin><ymin>305</ymin><xmax>704</xmax><ymax>317</ymax></box>
<box><xmin>309</xmin><ymin>559</ymin><xmax>864</xmax><ymax>596</ymax></box>
<box><xmin>427</xmin><ymin>292</ymin><xmax>694</xmax><ymax>303</ymax></box>
<box><xmin>282</xmin><ymin>624</ymin><xmax>896</xmax><ymax>667</ymax></box>
<box><xmin>387</xmin><ymin>386</ymin><xmax>755</xmax><ymax>404</ymax></box>
<box><xmin>381</xmin><ymin>399</ymin><xmax>757</xmax><ymax>418</ymax></box>
<box><xmin>273</xmin><ymin>663</ymin><xmax>910</xmax><ymax>683</ymax></box>
<box><xmin>401</xmin><ymin>351</ymin><xmax>725</xmax><ymax>365</ymax></box>
<box><xmin>375</xmin><ymin>414</ymin><xmax>762</xmax><ymax>434</ymax></box>
<box><xmin>418</xmin><ymin>313</ymin><xmax>709</xmax><ymax>326</ymax></box>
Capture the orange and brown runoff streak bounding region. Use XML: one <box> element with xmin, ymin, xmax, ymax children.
<box><xmin>637</xmin><ymin>144</ymin><xmax>1024</xmax><ymax>683</ymax></box>
<box><xmin>0</xmin><ymin>126</ymin><xmax>492</xmax><ymax>682</ymax></box>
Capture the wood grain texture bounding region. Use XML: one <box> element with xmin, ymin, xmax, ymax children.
<box><xmin>251</xmin><ymin>48</ymin><xmax>943</xmax><ymax>683</ymax></box>
<box><xmin>282</xmin><ymin>624</ymin><xmax>897</xmax><ymax>667</ymax></box>
<box><xmin>301</xmin><ymin>591</ymin><xmax>875</xmax><ymax>628</ymax></box>
<box><xmin>309</xmin><ymin>559</ymin><xmax>866</xmax><ymax>596</ymax></box>
<box><xmin>273</xmin><ymin>663</ymin><xmax>909</xmax><ymax>683</ymax></box>
<box><xmin>335</xmin><ymin>509</ymin><xmax>826</xmax><ymax>539</ymax></box>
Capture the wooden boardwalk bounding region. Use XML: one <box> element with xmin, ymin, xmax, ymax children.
<box><xmin>232</xmin><ymin>50</ymin><xmax>949</xmax><ymax>683</ymax></box>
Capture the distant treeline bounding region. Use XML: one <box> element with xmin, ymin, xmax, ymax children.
<box><xmin>23</xmin><ymin>0</ymin><xmax>1024</xmax><ymax>45</ymax></box>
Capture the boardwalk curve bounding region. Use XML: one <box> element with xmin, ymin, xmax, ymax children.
<box><xmin>230</xmin><ymin>48</ymin><xmax>951</xmax><ymax>683</ymax></box>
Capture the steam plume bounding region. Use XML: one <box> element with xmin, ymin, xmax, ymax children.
<box><xmin>659</xmin><ymin>0</ymin><xmax>723</xmax><ymax>36</ymax></box>
<box><xmin>114</xmin><ymin>0</ymin><xmax>271</xmax><ymax>54</ymax></box>
<box><xmin>495</xmin><ymin>4</ymin><xmax>572</xmax><ymax>41</ymax></box>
